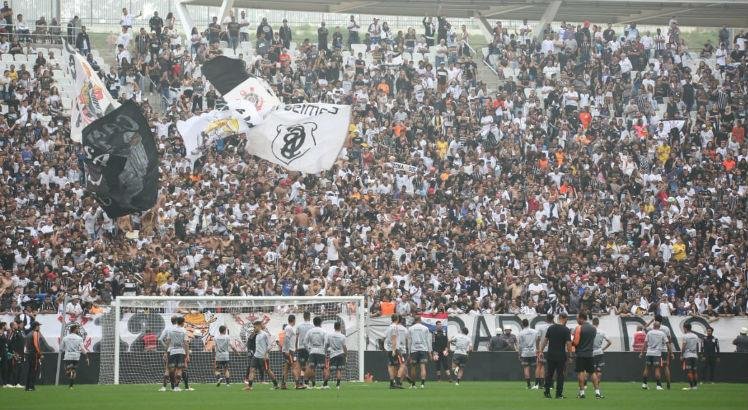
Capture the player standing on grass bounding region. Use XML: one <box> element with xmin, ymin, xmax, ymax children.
<box><xmin>680</xmin><ymin>323</ymin><xmax>700</xmax><ymax>391</ymax></box>
<box><xmin>214</xmin><ymin>325</ymin><xmax>233</xmax><ymax>387</ymax></box>
<box><xmin>304</xmin><ymin>316</ymin><xmax>328</xmax><ymax>389</ymax></box>
<box><xmin>450</xmin><ymin>327</ymin><xmax>471</xmax><ymax>386</ymax></box>
<box><xmin>395</xmin><ymin>314</ymin><xmax>414</xmax><ymax>387</ymax></box>
<box><xmin>281</xmin><ymin>314</ymin><xmax>303</xmax><ymax>389</ymax></box>
<box><xmin>540</xmin><ymin>313</ymin><xmax>572</xmax><ymax>399</ymax></box>
<box><xmin>517</xmin><ymin>319</ymin><xmax>539</xmax><ymax>389</ymax></box>
<box><xmin>245</xmin><ymin>320</ymin><xmax>279</xmax><ymax>391</ymax></box>
<box><xmin>24</xmin><ymin>322</ymin><xmax>42</xmax><ymax>392</ymax></box>
<box><xmin>159</xmin><ymin>316</ymin><xmax>177</xmax><ymax>391</ymax></box>
<box><xmin>534</xmin><ymin>313</ymin><xmax>553</xmax><ymax>389</ymax></box>
<box><xmin>326</xmin><ymin>321</ymin><xmax>348</xmax><ymax>389</ymax></box>
<box><xmin>61</xmin><ymin>324</ymin><xmax>89</xmax><ymax>389</ymax></box>
<box><xmin>384</xmin><ymin>314</ymin><xmax>404</xmax><ymax>389</ymax></box>
<box><xmin>432</xmin><ymin>321</ymin><xmax>449</xmax><ymax>382</ymax></box>
<box><xmin>571</xmin><ymin>313</ymin><xmax>597</xmax><ymax>399</ymax></box>
<box><xmin>408</xmin><ymin>316</ymin><xmax>431</xmax><ymax>388</ymax></box>
<box><xmin>591</xmin><ymin>317</ymin><xmax>611</xmax><ymax>398</ymax></box>
<box><xmin>640</xmin><ymin>321</ymin><xmax>669</xmax><ymax>390</ymax></box>
<box><xmin>296</xmin><ymin>312</ymin><xmax>313</xmax><ymax>386</ymax></box>
<box><xmin>649</xmin><ymin>315</ymin><xmax>673</xmax><ymax>389</ymax></box>
<box><xmin>166</xmin><ymin>316</ymin><xmax>189</xmax><ymax>392</ymax></box>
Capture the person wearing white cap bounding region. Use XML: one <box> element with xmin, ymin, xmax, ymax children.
<box><xmin>733</xmin><ymin>327</ymin><xmax>748</xmax><ymax>353</ymax></box>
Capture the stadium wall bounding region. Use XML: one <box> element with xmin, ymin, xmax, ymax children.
<box><xmin>28</xmin><ymin>351</ymin><xmax>748</xmax><ymax>385</ymax></box>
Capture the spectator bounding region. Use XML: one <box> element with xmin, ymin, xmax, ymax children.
<box><xmin>257</xmin><ymin>17</ymin><xmax>273</xmax><ymax>41</ymax></box>
<box><xmin>278</xmin><ymin>19</ymin><xmax>292</xmax><ymax>50</ymax></box>
<box><xmin>207</xmin><ymin>16</ymin><xmax>221</xmax><ymax>44</ymax></box>
<box><xmin>317</xmin><ymin>21</ymin><xmax>328</xmax><ymax>51</ymax></box>
<box><xmin>149</xmin><ymin>11</ymin><xmax>163</xmax><ymax>36</ymax></box>
<box><xmin>734</xmin><ymin>328</ymin><xmax>748</xmax><ymax>353</ymax></box>
<box><xmin>75</xmin><ymin>25</ymin><xmax>91</xmax><ymax>54</ymax></box>
<box><xmin>347</xmin><ymin>15</ymin><xmax>360</xmax><ymax>48</ymax></box>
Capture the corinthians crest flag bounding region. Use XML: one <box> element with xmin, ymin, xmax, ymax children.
<box><xmin>81</xmin><ymin>100</ymin><xmax>160</xmax><ymax>218</ymax></box>
<box><xmin>62</xmin><ymin>42</ymin><xmax>120</xmax><ymax>143</ymax></box>
<box><xmin>245</xmin><ymin>103</ymin><xmax>351</xmax><ymax>174</ymax></box>
<box><xmin>202</xmin><ymin>56</ymin><xmax>280</xmax><ymax>126</ymax></box>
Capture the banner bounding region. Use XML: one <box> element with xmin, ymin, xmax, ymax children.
<box><xmin>62</xmin><ymin>42</ymin><xmax>120</xmax><ymax>143</ymax></box>
<box><xmin>389</xmin><ymin>162</ymin><xmax>418</xmax><ymax>173</ymax></box>
<box><xmin>245</xmin><ymin>103</ymin><xmax>351</xmax><ymax>174</ymax></box>
<box><xmin>366</xmin><ymin>314</ymin><xmax>748</xmax><ymax>353</ymax></box>
<box><xmin>82</xmin><ymin>100</ymin><xmax>160</xmax><ymax>218</ymax></box>
<box><xmin>16</xmin><ymin>312</ymin><xmax>745</xmax><ymax>353</ymax></box>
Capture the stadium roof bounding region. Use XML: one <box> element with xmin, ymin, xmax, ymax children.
<box><xmin>182</xmin><ymin>0</ymin><xmax>748</xmax><ymax>28</ymax></box>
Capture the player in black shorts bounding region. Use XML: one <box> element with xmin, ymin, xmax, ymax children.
<box><xmin>432</xmin><ymin>321</ymin><xmax>450</xmax><ymax>382</ymax></box>
<box><xmin>571</xmin><ymin>313</ymin><xmax>596</xmax><ymax>399</ymax></box>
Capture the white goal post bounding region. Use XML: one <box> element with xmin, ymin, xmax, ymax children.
<box><xmin>100</xmin><ymin>296</ymin><xmax>366</xmax><ymax>385</ymax></box>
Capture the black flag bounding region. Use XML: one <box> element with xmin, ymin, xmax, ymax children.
<box><xmin>201</xmin><ymin>55</ymin><xmax>250</xmax><ymax>95</ymax></box>
<box><xmin>81</xmin><ymin>100</ymin><xmax>160</xmax><ymax>218</ymax></box>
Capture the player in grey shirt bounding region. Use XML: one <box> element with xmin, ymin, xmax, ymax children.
<box><xmin>653</xmin><ymin>315</ymin><xmax>674</xmax><ymax>389</ymax></box>
<box><xmin>640</xmin><ymin>321</ymin><xmax>669</xmax><ymax>390</ymax></box>
<box><xmin>517</xmin><ymin>319</ymin><xmax>539</xmax><ymax>389</ymax></box>
<box><xmin>281</xmin><ymin>314</ymin><xmax>303</xmax><ymax>389</ymax></box>
<box><xmin>408</xmin><ymin>316</ymin><xmax>432</xmax><ymax>388</ymax></box>
<box><xmin>533</xmin><ymin>313</ymin><xmax>553</xmax><ymax>389</ymax></box>
<box><xmin>61</xmin><ymin>324</ymin><xmax>88</xmax><ymax>389</ymax></box>
<box><xmin>451</xmin><ymin>327</ymin><xmax>472</xmax><ymax>385</ymax></box>
<box><xmin>680</xmin><ymin>323</ymin><xmax>700</xmax><ymax>390</ymax></box>
<box><xmin>214</xmin><ymin>325</ymin><xmax>232</xmax><ymax>386</ymax></box>
<box><xmin>165</xmin><ymin>316</ymin><xmax>189</xmax><ymax>391</ymax></box>
<box><xmin>326</xmin><ymin>322</ymin><xmax>348</xmax><ymax>389</ymax></box>
<box><xmin>245</xmin><ymin>320</ymin><xmax>279</xmax><ymax>390</ymax></box>
<box><xmin>296</xmin><ymin>311</ymin><xmax>313</xmax><ymax>375</ymax></box>
<box><xmin>591</xmin><ymin>317</ymin><xmax>611</xmax><ymax>398</ymax></box>
<box><xmin>384</xmin><ymin>314</ymin><xmax>404</xmax><ymax>389</ymax></box>
<box><xmin>303</xmin><ymin>316</ymin><xmax>328</xmax><ymax>388</ymax></box>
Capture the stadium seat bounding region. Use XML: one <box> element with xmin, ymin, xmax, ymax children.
<box><xmin>36</xmin><ymin>47</ymin><xmax>48</xmax><ymax>56</ymax></box>
<box><xmin>0</xmin><ymin>54</ymin><xmax>14</xmax><ymax>63</ymax></box>
<box><xmin>61</xmin><ymin>97</ymin><xmax>72</xmax><ymax>111</ymax></box>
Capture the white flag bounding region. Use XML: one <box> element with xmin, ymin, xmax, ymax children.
<box><xmin>62</xmin><ymin>43</ymin><xmax>120</xmax><ymax>143</ymax></box>
<box><xmin>177</xmin><ymin>109</ymin><xmax>250</xmax><ymax>164</ymax></box>
<box><xmin>245</xmin><ymin>103</ymin><xmax>351</xmax><ymax>174</ymax></box>
<box><xmin>222</xmin><ymin>77</ymin><xmax>281</xmax><ymax>126</ymax></box>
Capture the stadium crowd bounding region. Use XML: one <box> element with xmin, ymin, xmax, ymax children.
<box><xmin>0</xmin><ymin>8</ymin><xmax>747</xmax><ymax>324</ymax></box>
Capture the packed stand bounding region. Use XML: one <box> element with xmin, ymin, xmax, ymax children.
<box><xmin>0</xmin><ymin>9</ymin><xmax>747</xmax><ymax>326</ymax></box>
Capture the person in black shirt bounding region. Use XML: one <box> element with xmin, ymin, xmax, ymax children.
<box><xmin>207</xmin><ymin>16</ymin><xmax>221</xmax><ymax>44</ymax></box>
<box><xmin>432</xmin><ymin>320</ymin><xmax>449</xmax><ymax>381</ymax></box>
<box><xmin>700</xmin><ymin>326</ymin><xmax>719</xmax><ymax>382</ymax></box>
<box><xmin>317</xmin><ymin>22</ymin><xmax>329</xmax><ymax>52</ymax></box>
<box><xmin>540</xmin><ymin>313</ymin><xmax>572</xmax><ymax>399</ymax></box>
<box><xmin>24</xmin><ymin>321</ymin><xmax>42</xmax><ymax>391</ymax></box>
<box><xmin>149</xmin><ymin>11</ymin><xmax>163</xmax><ymax>36</ymax></box>
<box><xmin>257</xmin><ymin>17</ymin><xmax>273</xmax><ymax>42</ymax></box>
<box><xmin>571</xmin><ymin>312</ymin><xmax>597</xmax><ymax>399</ymax></box>
<box><xmin>332</xmin><ymin>27</ymin><xmax>343</xmax><ymax>50</ymax></box>
<box><xmin>278</xmin><ymin>19</ymin><xmax>292</xmax><ymax>50</ymax></box>
<box><xmin>0</xmin><ymin>322</ymin><xmax>7</xmax><ymax>386</ymax></box>
<box><xmin>226</xmin><ymin>16</ymin><xmax>244</xmax><ymax>51</ymax></box>
<box><xmin>8</xmin><ymin>321</ymin><xmax>25</xmax><ymax>387</ymax></box>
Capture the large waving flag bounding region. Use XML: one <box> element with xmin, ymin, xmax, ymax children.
<box><xmin>81</xmin><ymin>100</ymin><xmax>160</xmax><ymax>218</ymax></box>
<box><xmin>421</xmin><ymin>312</ymin><xmax>449</xmax><ymax>335</ymax></box>
<box><xmin>62</xmin><ymin>42</ymin><xmax>120</xmax><ymax>143</ymax></box>
<box><xmin>202</xmin><ymin>56</ymin><xmax>280</xmax><ymax>126</ymax></box>
<box><xmin>245</xmin><ymin>103</ymin><xmax>351</xmax><ymax>174</ymax></box>
<box><xmin>177</xmin><ymin>109</ymin><xmax>251</xmax><ymax>165</ymax></box>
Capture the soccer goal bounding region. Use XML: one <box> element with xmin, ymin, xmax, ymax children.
<box><xmin>98</xmin><ymin>296</ymin><xmax>366</xmax><ymax>385</ymax></box>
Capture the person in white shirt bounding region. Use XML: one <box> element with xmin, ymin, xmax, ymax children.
<box><xmin>65</xmin><ymin>295</ymin><xmax>84</xmax><ymax>317</ymax></box>
<box><xmin>120</xmin><ymin>8</ymin><xmax>139</xmax><ymax>29</ymax></box>
<box><xmin>715</xmin><ymin>43</ymin><xmax>727</xmax><ymax>70</ymax></box>
<box><xmin>116</xmin><ymin>26</ymin><xmax>132</xmax><ymax>49</ymax></box>
<box><xmin>61</xmin><ymin>324</ymin><xmax>89</xmax><ymax>388</ymax></box>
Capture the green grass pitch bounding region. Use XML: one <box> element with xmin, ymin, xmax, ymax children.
<box><xmin>4</xmin><ymin>382</ymin><xmax>747</xmax><ymax>410</ymax></box>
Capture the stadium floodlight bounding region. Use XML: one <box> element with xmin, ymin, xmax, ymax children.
<box><xmin>98</xmin><ymin>296</ymin><xmax>365</xmax><ymax>385</ymax></box>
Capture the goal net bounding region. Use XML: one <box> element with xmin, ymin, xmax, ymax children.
<box><xmin>98</xmin><ymin>296</ymin><xmax>365</xmax><ymax>385</ymax></box>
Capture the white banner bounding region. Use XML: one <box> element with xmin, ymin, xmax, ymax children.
<box><xmin>62</xmin><ymin>43</ymin><xmax>120</xmax><ymax>143</ymax></box>
<box><xmin>366</xmin><ymin>314</ymin><xmax>748</xmax><ymax>352</ymax></box>
<box><xmin>245</xmin><ymin>103</ymin><xmax>351</xmax><ymax>174</ymax></box>
<box><xmin>389</xmin><ymin>162</ymin><xmax>418</xmax><ymax>173</ymax></box>
<box><xmin>10</xmin><ymin>313</ymin><xmax>745</xmax><ymax>353</ymax></box>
